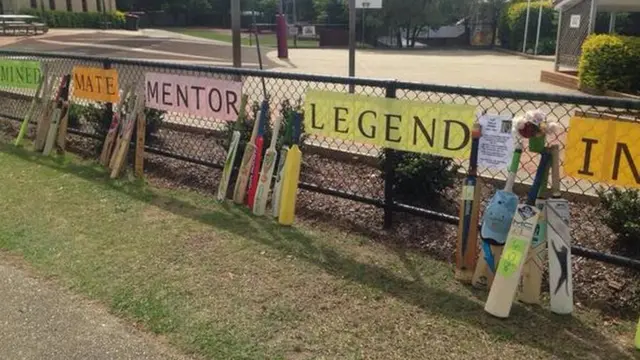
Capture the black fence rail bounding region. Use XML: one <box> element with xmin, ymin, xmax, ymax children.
<box><xmin>0</xmin><ymin>50</ymin><xmax>640</xmax><ymax>275</ymax></box>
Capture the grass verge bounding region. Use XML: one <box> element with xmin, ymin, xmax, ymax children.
<box><xmin>0</xmin><ymin>143</ymin><xmax>638</xmax><ymax>360</ymax></box>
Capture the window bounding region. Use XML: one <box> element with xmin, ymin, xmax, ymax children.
<box><xmin>82</xmin><ymin>0</ymin><xmax>87</xmax><ymax>12</ymax></box>
<box><xmin>96</xmin><ymin>0</ymin><xmax>102</xmax><ymax>12</ymax></box>
<box><xmin>30</xmin><ymin>0</ymin><xmax>38</xmax><ymax>9</ymax></box>
<box><xmin>49</xmin><ymin>0</ymin><xmax>55</xmax><ymax>10</ymax></box>
<box><xmin>66</xmin><ymin>0</ymin><xmax>72</xmax><ymax>11</ymax></box>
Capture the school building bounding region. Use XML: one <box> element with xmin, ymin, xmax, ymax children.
<box><xmin>1</xmin><ymin>0</ymin><xmax>116</xmax><ymax>14</ymax></box>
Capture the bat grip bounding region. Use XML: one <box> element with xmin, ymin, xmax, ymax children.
<box><xmin>293</xmin><ymin>112</ymin><xmax>302</xmax><ymax>144</ymax></box>
<box><xmin>527</xmin><ymin>151</ymin><xmax>550</xmax><ymax>204</ymax></box>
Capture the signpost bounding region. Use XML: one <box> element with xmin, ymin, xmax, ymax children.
<box><xmin>349</xmin><ymin>0</ymin><xmax>382</xmax><ymax>93</ymax></box>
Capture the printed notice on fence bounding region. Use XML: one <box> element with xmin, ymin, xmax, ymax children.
<box><xmin>304</xmin><ymin>90</ymin><xmax>476</xmax><ymax>159</ymax></box>
<box><xmin>478</xmin><ymin>114</ymin><xmax>514</xmax><ymax>170</ymax></box>
<box><xmin>145</xmin><ymin>72</ymin><xmax>243</xmax><ymax>121</ymax></box>
<box><xmin>0</xmin><ymin>60</ymin><xmax>41</xmax><ymax>89</ymax></box>
<box><xmin>565</xmin><ymin>116</ymin><xmax>640</xmax><ymax>189</ymax></box>
<box><xmin>72</xmin><ymin>66</ymin><xmax>119</xmax><ymax>103</ymax></box>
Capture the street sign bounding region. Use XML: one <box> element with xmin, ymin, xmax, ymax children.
<box><xmin>356</xmin><ymin>0</ymin><xmax>382</xmax><ymax>9</ymax></box>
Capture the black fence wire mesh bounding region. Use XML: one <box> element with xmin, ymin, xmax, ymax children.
<box><xmin>1</xmin><ymin>50</ymin><xmax>640</xmax><ymax>276</ymax></box>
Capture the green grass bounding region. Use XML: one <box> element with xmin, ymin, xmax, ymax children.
<box><xmin>169</xmin><ymin>28</ymin><xmax>321</xmax><ymax>48</ymax></box>
<box><xmin>0</xmin><ymin>143</ymin><xmax>639</xmax><ymax>359</ymax></box>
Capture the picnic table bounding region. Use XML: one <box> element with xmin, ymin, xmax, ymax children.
<box><xmin>0</xmin><ymin>15</ymin><xmax>48</xmax><ymax>36</ymax></box>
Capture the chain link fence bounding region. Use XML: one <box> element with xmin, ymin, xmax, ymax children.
<box><xmin>1</xmin><ymin>50</ymin><xmax>640</xmax><ymax>273</ymax></box>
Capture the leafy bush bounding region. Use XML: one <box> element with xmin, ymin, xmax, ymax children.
<box><xmin>379</xmin><ymin>150</ymin><xmax>461</xmax><ymax>207</ymax></box>
<box><xmin>578</xmin><ymin>34</ymin><xmax>640</xmax><ymax>94</ymax></box>
<box><xmin>598</xmin><ymin>187</ymin><xmax>640</xmax><ymax>254</ymax></box>
<box><xmin>498</xmin><ymin>1</ymin><xmax>557</xmax><ymax>53</ymax></box>
<box><xmin>20</xmin><ymin>8</ymin><xmax>126</xmax><ymax>29</ymax></box>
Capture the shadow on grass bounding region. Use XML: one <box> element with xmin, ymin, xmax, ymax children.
<box><xmin>1</xmin><ymin>144</ymin><xmax>634</xmax><ymax>359</ymax></box>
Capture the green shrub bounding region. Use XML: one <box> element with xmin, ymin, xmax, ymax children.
<box><xmin>578</xmin><ymin>34</ymin><xmax>640</xmax><ymax>94</ymax></box>
<box><xmin>20</xmin><ymin>8</ymin><xmax>126</xmax><ymax>29</ymax></box>
<box><xmin>598</xmin><ymin>187</ymin><xmax>640</xmax><ymax>254</ymax></box>
<box><xmin>379</xmin><ymin>151</ymin><xmax>461</xmax><ymax>208</ymax></box>
<box><xmin>498</xmin><ymin>1</ymin><xmax>557</xmax><ymax>52</ymax></box>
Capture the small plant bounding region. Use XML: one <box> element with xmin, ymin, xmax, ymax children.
<box><xmin>598</xmin><ymin>187</ymin><xmax>640</xmax><ymax>254</ymax></box>
<box><xmin>379</xmin><ymin>150</ymin><xmax>461</xmax><ymax>208</ymax></box>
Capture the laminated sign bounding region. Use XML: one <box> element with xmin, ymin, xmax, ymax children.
<box><xmin>72</xmin><ymin>66</ymin><xmax>119</xmax><ymax>102</ymax></box>
<box><xmin>0</xmin><ymin>60</ymin><xmax>42</xmax><ymax>89</ymax></box>
<box><xmin>304</xmin><ymin>90</ymin><xmax>476</xmax><ymax>159</ymax></box>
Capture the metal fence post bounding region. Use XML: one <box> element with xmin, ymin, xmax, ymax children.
<box><xmin>383</xmin><ymin>81</ymin><xmax>397</xmax><ymax>229</ymax></box>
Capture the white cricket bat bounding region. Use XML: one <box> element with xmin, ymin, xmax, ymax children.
<box><xmin>547</xmin><ymin>145</ymin><xmax>573</xmax><ymax>315</ymax></box>
<box><xmin>217</xmin><ymin>95</ymin><xmax>248</xmax><ymax>202</ymax></box>
<box><xmin>253</xmin><ymin>115</ymin><xmax>283</xmax><ymax>216</ymax></box>
<box><xmin>484</xmin><ymin>150</ymin><xmax>552</xmax><ymax>318</ymax></box>
<box><xmin>42</xmin><ymin>75</ymin><xmax>71</xmax><ymax>156</ymax></box>
<box><xmin>233</xmin><ymin>111</ymin><xmax>262</xmax><ymax>205</ymax></box>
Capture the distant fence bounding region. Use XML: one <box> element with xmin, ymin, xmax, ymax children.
<box><xmin>0</xmin><ymin>50</ymin><xmax>639</xmax><ymax>271</ymax></box>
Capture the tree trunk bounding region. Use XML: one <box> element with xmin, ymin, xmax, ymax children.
<box><xmin>395</xmin><ymin>30</ymin><xmax>403</xmax><ymax>48</ymax></box>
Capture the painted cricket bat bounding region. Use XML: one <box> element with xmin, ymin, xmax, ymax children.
<box><xmin>247</xmin><ymin>100</ymin><xmax>269</xmax><ymax>208</ymax></box>
<box><xmin>455</xmin><ymin>122</ymin><xmax>482</xmax><ymax>283</ymax></box>
<box><xmin>278</xmin><ymin>112</ymin><xmax>302</xmax><ymax>226</ymax></box>
<box><xmin>111</xmin><ymin>94</ymin><xmax>144</xmax><ymax>179</ymax></box>
<box><xmin>34</xmin><ymin>75</ymin><xmax>66</xmax><ymax>152</ymax></box>
<box><xmin>547</xmin><ymin>144</ymin><xmax>573</xmax><ymax>315</ymax></box>
<box><xmin>42</xmin><ymin>75</ymin><xmax>71</xmax><ymax>156</ymax></box>
<box><xmin>517</xmin><ymin>152</ymin><xmax>551</xmax><ymax>305</ymax></box>
<box><xmin>100</xmin><ymin>85</ymin><xmax>132</xmax><ymax>166</ymax></box>
<box><xmin>55</xmin><ymin>99</ymin><xmax>71</xmax><ymax>154</ymax></box>
<box><xmin>272</xmin><ymin>112</ymin><xmax>295</xmax><ymax>218</ymax></box>
<box><xmin>15</xmin><ymin>64</ymin><xmax>48</xmax><ymax>147</ymax></box>
<box><xmin>484</xmin><ymin>150</ymin><xmax>551</xmax><ymax>318</ymax></box>
<box><xmin>473</xmin><ymin>139</ymin><xmax>523</xmax><ymax>289</ymax></box>
<box><xmin>233</xmin><ymin>106</ymin><xmax>262</xmax><ymax>205</ymax></box>
<box><xmin>217</xmin><ymin>95</ymin><xmax>248</xmax><ymax>202</ymax></box>
<box><xmin>253</xmin><ymin>114</ymin><xmax>283</xmax><ymax>216</ymax></box>
<box><xmin>109</xmin><ymin>92</ymin><xmax>137</xmax><ymax>170</ymax></box>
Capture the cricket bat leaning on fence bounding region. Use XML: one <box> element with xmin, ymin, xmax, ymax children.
<box><xmin>473</xmin><ymin>141</ymin><xmax>523</xmax><ymax>289</ymax></box>
<box><xmin>272</xmin><ymin>112</ymin><xmax>295</xmax><ymax>218</ymax></box>
<box><xmin>455</xmin><ymin>122</ymin><xmax>482</xmax><ymax>283</ymax></box>
<box><xmin>42</xmin><ymin>75</ymin><xmax>71</xmax><ymax>156</ymax></box>
<box><xmin>111</xmin><ymin>94</ymin><xmax>145</xmax><ymax>179</ymax></box>
<box><xmin>247</xmin><ymin>100</ymin><xmax>269</xmax><ymax>208</ymax></box>
<box><xmin>217</xmin><ymin>95</ymin><xmax>248</xmax><ymax>202</ymax></box>
<box><xmin>517</xmin><ymin>151</ymin><xmax>551</xmax><ymax>305</ymax></box>
<box><xmin>547</xmin><ymin>144</ymin><xmax>573</xmax><ymax>315</ymax></box>
<box><xmin>100</xmin><ymin>85</ymin><xmax>132</xmax><ymax>166</ymax></box>
<box><xmin>233</xmin><ymin>108</ymin><xmax>262</xmax><ymax>205</ymax></box>
<box><xmin>34</xmin><ymin>75</ymin><xmax>65</xmax><ymax>152</ymax></box>
<box><xmin>278</xmin><ymin>112</ymin><xmax>302</xmax><ymax>226</ymax></box>
<box><xmin>253</xmin><ymin>114</ymin><xmax>283</xmax><ymax>216</ymax></box>
<box><xmin>484</xmin><ymin>150</ymin><xmax>551</xmax><ymax>319</ymax></box>
<box><xmin>15</xmin><ymin>65</ymin><xmax>48</xmax><ymax>147</ymax></box>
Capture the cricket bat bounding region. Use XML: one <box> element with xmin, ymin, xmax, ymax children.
<box><xmin>253</xmin><ymin>114</ymin><xmax>283</xmax><ymax>216</ymax></box>
<box><xmin>34</xmin><ymin>75</ymin><xmax>66</xmax><ymax>152</ymax></box>
<box><xmin>217</xmin><ymin>95</ymin><xmax>248</xmax><ymax>202</ymax></box>
<box><xmin>42</xmin><ymin>75</ymin><xmax>71</xmax><ymax>156</ymax></box>
<box><xmin>15</xmin><ymin>64</ymin><xmax>48</xmax><ymax>147</ymax></box>
<box><xmin>111</xmin><ymin>94</ymin><xmax>144</xmax><ymax>179</ymax></box>
<box><xmin>134</xmin><ymin>107</ymin><xmax>146</xmax><ymax>178</ymax></box>
<box><xmin>55</xmin><ymin>98</ymin><xmax>71</xmax><ymax>154</ymax></box>
<box><xmin>278</xmin><ymin>112</ymin><xmax>302</xmax><ymax>226</ymax></box>
<box><xmin>547</xmin><ymin>144</ymin><xmax>573</xmax><ymax>315</ymax></box>
<box><xmin>473</xmin><ymin>139</ymin><xmax>523</xmax><ymax>289</ymax></box>
<box><xmin>484</xmin><ymin>150</ymin><xmax>551</xmax><ymax>318</ymax></box>
<box><xmin>517</xmin><ymin>152</ymin><xmax>551</xmax><ymax>305</ymax></box>
<box><xmin>233</xmin><ymin>106</ymin><xmax>262</xmax><ymax>205</ymax></box>
<box><xmin>272</xmin><ymin>112</ymin><xmax>295</xmax><ymax>218</ymax></box>
<box><xmin>100</xmin><ymin>85</ymin><xmax>132</xmax><ymax>167</ymax></box>
<box><xmin>455</xmin><ymin>122</ymin><xmax>482</xmax><ymax>283</ymax></box>
<box><xmin>247</xmin><ymin>100</ymin><xmax>269</xmax><ymax>208</ymax></box>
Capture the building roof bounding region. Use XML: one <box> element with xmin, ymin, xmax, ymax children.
<box><xmin>555</xmin><ymin>0</ymin><xmax>640</xmax><ymax>12</ymax></box>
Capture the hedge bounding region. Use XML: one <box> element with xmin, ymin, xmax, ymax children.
<box><xmin>578</xmin><ymin>34</ymin><xmax>640</xmax><ymax>94</ymax></box>
<box><xmin>20</xmin><ymin>9</ymin><xmax>125</xmax><ymax>29</ymax></box>
<box><xmin>498</xmin><ymin>1</ymin><xmax>557</xmax><ymax>54</ymax></box>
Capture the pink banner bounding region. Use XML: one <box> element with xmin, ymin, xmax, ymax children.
<box><xmin>145</xmin><ymin>72</ymin><xmax>243</xmax><ymax>121</ymax></box>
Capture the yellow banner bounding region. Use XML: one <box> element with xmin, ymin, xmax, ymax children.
<box><xmin>304</xmin><ymin>90</ymin><xmax>476</xmax><ymax>158</ymax></box>
<box><xmin>72</xmin><ymin>66</ymin><xmax>119</xmax><ymax>102</ymax></box>
<box><xmin>565</xmin><ymin>116</ymin><xmax>640</xmax><ymax>188</ymax></box>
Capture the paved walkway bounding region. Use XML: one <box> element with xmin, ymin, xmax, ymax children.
<box><xmin>0</xmin><ymin>261</ymin><xmax>191</xmax><ymax>360</ymax></box>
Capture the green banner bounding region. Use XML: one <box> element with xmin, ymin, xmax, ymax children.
<box><xmin>0</xmin><ymin>60</ymin><xmax>42</xmax><ymax>89</ymax></box>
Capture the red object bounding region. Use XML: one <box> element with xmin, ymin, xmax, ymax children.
<box><xmin>275</xmin><ymin>14</ymin><xmax>288</xmax><ymax>59</ymax></box>
<box><xmin>518</xmin><ymin>122</ymin><xmax>540</xmax><ymax>139</ymax></box>
<box><xmin>247</xmin><ymin>136</ymin><xmax>264</xmax><ymax>208</ymax></box>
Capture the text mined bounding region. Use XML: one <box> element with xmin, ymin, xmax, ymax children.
<box><xmin>0</xmin><ymin>60</ymin><xmax>42</xmax><ymax>89</ymax></box>
<box><xmin>565</xmin><ymin>116</ymin><xmax>640</xmax><ymax>189</ymax></box>
<box><xmin>72</xmin><ymin>66</ymin><xmax>119</xmax><ymax>102</ymax></box>
<box><xmin>304</xmin><ymin>90</ymin><xmax>476</xmax><ymax>158</ymax></box>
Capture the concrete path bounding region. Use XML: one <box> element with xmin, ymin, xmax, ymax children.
<box><xmin>0</xmin><ymin>261</ymin><xmax>192</xmax><ymax>360</ymax></box>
